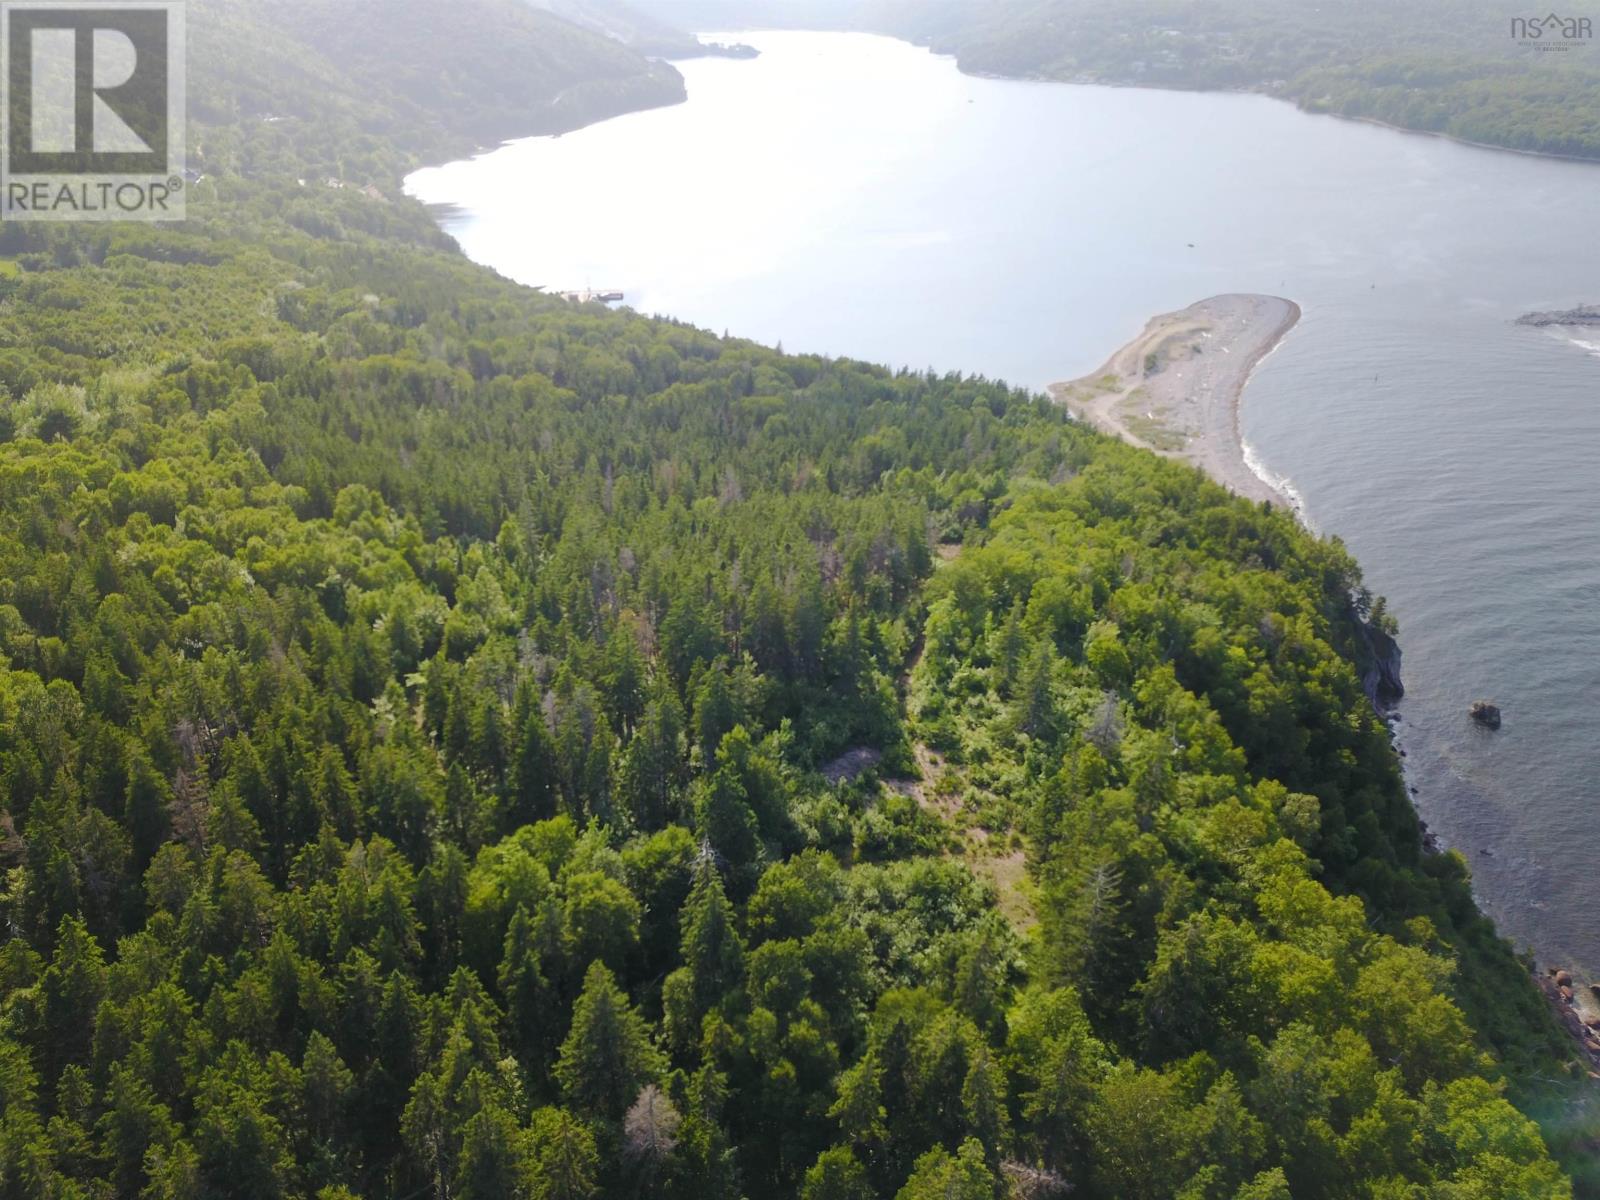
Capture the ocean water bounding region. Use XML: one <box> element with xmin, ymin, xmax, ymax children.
<box><xmin>407</xmin><ymin>32</ymin><xmax>1600</xmax><ymax>977</ymax></box>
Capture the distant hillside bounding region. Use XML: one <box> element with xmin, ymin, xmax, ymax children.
<box><xmin>525</xmin><ymin>0</ymin><xmax>706</xmax><ymax>56</ymax></box>
<box><xmin>190</xmin><ymin>0</ymin><xmax>686</xmax><ymax>178</ymax></box>
<box><xmin>637</xmin><ymin>0</ymin><xmax>1600</xmax><ymax>161</ymax></box>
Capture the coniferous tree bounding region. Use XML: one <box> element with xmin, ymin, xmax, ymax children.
<box><xmin>555</xmin><ymin>962</ymin><xmax>664</xmax><ymax>1119</ymax></box>
<box><xmin>528</xmin><ymin>1106</ymin><xmax>599</xmax><ymax>1200</ymax></box>
<box><xmin>498</xmin><ymin>903</ymin><xmax>553</xmax><ymax>1065</ymax></box>
<box><xmin>510</xmin><ymin>683</ymin><xmax>559</xmax><ymax>828</ymax></box>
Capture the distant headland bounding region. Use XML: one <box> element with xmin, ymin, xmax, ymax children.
<box><xmin>1516</xmin><ymin>304</ymin><xmax>1600</xmax><ymax>327</ymax></box>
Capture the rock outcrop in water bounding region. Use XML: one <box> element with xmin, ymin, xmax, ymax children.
<box><xmin>1515</xmin><ymin>304</ymin><xmax>1600</xmax><ymax>327</ymax></box>
<box><xmin>1469</xmin><ymin>700</ymin><xmax>1502</xmax><ymax>729</ymax></box>
<box><xmin>1354</xmin><ymin>618</ymin><xmax>1404</xmax><ymax>711</ymax></box>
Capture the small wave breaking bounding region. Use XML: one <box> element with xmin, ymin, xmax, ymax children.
<box><xmin>1241</xmin><ymin>439</ymin><xmax>1314</xmax><ymax>530</ymax></box>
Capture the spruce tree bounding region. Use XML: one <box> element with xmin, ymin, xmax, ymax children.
<box><xmin>554</xmin><ymin>962</ymin><xmax>664</xmax><ymax>1119</ymax></box>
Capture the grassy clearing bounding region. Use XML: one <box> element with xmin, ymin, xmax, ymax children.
<box><xmin>1119</xmin><ymin>406</ymin><xmax>1188</xmax><ymax>451</ymax></box>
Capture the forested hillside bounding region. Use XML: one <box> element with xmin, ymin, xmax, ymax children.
<box><xmin>0</xmin><ymin>1</ymin><xmax>1593</xmax><ymax>1197</ymax></box>
<box><xmin>190</xmin><ymin>0</ymin><xmax>686</xmax><ymax>180</ymax></box>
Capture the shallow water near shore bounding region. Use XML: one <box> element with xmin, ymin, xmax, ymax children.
<box><xmin>407</xmin><ymin>31</ymin><xmax>1600</xmax><ymax>979</ymax></box>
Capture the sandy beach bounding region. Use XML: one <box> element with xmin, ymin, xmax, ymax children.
<box><xmin>1048</xmin><ymin>294</ymin><xmax>1301</xmax><ymax>506</ymax></box>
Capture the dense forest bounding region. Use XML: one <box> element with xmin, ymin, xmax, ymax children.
<box><xmin>0</xmin><ymin>0</ymin><xmax>1595</xmax><ymax>1196</ymax></box>
<box><xmin>648</xmin><ymin>0</ymin><xmax>1600</xmax><ymax>160</ymax></box>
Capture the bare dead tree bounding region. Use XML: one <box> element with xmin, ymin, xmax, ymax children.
<box><xmin>1002</xmin><ymin>1160</ymin><xmax>1072</xmax><ymax>1199</ymax></box>
<box><xmin>1085</xmin><ymin>690</ymin><xmax>1123</xmax><ymax>754</ymax></box>
<box><xmin>623</xmin><ymin>1084</ymin><xmax>681</xmax><ymax>1174</ymax></box>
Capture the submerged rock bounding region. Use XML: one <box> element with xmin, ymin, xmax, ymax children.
<box><xmin>1469</xmin><ymin>700</ymin><xmax>1502</xmax><ymax>729</ymax></box>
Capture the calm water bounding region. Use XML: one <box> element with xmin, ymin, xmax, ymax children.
<box><xmin>408</xmin><ymin>32</ymin><xmax>1600</xmax><ymax>976</ymax></box>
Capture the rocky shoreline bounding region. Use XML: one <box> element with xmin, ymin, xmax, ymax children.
<box><xmin>1356</xmin><ymin>617</ymin><xmax>1405</xmax><ymax>711</ymax></box>
<box><xmin>1516</xmin><ymin>304</ymin><xmax>1600</xmax><ymax>327</ymax></box>
<box><xmin>1538</xmin><ymin>967</ymin><xmax>1600</xmax><ymax>1076</ymax></box>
